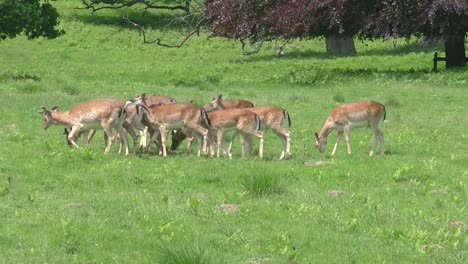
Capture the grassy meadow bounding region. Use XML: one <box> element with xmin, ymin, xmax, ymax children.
<box><xmin>0</xmin><ymin>1</ymin><xmax>467</xmax><ymax>263</ymax></box>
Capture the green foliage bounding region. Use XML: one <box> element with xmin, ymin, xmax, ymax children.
<box><xmin>156</xmin><ymin>239</ymin><xmax>222</xmax><ymax>264</ymax></box>
<box><xmin>242</xmin><ymin>169</ymin><xmax>283</xmax><ymax>196</ymax></box>
<box><xmin>0</xmin><ymin>0</ymin><xmax>64</xmax><ymax>41</ymax></box>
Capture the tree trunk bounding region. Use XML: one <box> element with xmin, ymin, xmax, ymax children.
<box><xmin>325</xmin><ymin>36</ymin><xmax>357</xmax><ymax>56</ymax></box>
<box><xmin>444</xmin><ymin>34</ymin><xmax>467</xmax><ymax>68</ymax></box>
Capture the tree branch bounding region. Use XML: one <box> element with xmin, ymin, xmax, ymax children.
<box><xmin>78</xmin><ymin>0</ymin><xmax>190</xmax><ymax>13</ymax></box>
<box><xmin>123</xmin><ymin>16</ymin><xmax>206</xmax><ymax>48</ymax></box>
<box><xmin>240</xmin><ymin>39</ymin><xmax>265</xmax><ymax>55</ymax></box>
<box><xmin>273</xmin><ymin>38</ymin><xmax>289</xmax><ymax>57</ymax></box>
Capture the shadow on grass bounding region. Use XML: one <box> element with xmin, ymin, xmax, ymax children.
<box><xmin>237</xmin><ymin>41</ymin><xmax>444</xmax><ymax>63</ymax></box>
<box><xmin>71</xmin><ymin>10</ymin><xmax>202</xmax><ymax>30</ymax></box>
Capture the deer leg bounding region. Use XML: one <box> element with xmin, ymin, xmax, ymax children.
<box><xmin>117</xmin><ymin>127</ymin><xmax>129</xmax><ymax>155</ymax></box>
<box><xmin>331</xmin><ymin>131</ymin><xmax>343</xmax><ymax>156</ymax></box>
<box><xmin>242</xmin><ymin>129</ymin><xmax>263</xmax><ymax>159</ymax></box>
<box><xmin>285</xmin><ymin>130</ymin><xmax>291</xmax><ymax>158</ymax></box>
<box><xmin>228</xmin><ymin>130</ymin><xmax>240</xmax><ymax>153</ymax></box>
<box><xmin>159</xmin><ymin>126</ymin><xmax>168</xmax><ymax>157</ymax></box>
<box><xmin>240</xmin><ymin>133</ymin><xmax>253</xmax><ymax>158</ymax></box>
<box><xmin>67</xmin><ymin>126</ymin><xmax>81</xmax><ymax>149</ymax></box>
<box><xmin>139</xmin><ymin>127</ymin><xmax>148</xmax><ymax>148</ymax></box>
<box><xmin>124</xmin><ymin>124</ymin><xmax>138</xmax><ymax>155</ymax></box>
<box><xmin>190</xmin><ymin>125</ymin><xmax>208</xmax><ymax>156</ymax></box>
<box><xmin>369</xmin><ymin>127</ymin><xmax>384</xmax><ymax>156</ymax></box>
<box><xmin>273</xmin><ymin>126</ymin><xmax>291</xmax><ymax>160</ymax></box>
<box><xmin>343</xmin><ymin>127</ymin><xmax>351</xmax><ymax>155</ymax></box>
<box><xmin>216</xmin><ymin>129</ymin><xmax>226</xmax><ymax>158</ymax></box>
<box><xmin>242</xmin><ymin>134</ymin><xmax>253</xmax><ymax>157</ymax></box>
<box><xmin>82</xmin><ymin>129</ymin><xmax>96</xmax><ymax>145</ymax></box>
<box><xmin>147</xmin><ymin>127</ymin><xmax>159</xmax><ymax>153</ymax></box>
<box><xmin>101</xmin><ymin>124</ymin><xmax>115</xmax><ymax>154</ymax></box>
<box><xmin>208</xmin><ymin>132</ymin><xmax>215</xmax><ymax>158</ymax></box>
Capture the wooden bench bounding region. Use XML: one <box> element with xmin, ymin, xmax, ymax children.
<box><xmin>433</xmin><ymin>52</ymin><xmax>468</xmax><ymax>71</ymax></box>
<box><xmin>432</xmin><ymin>52</ymin><xmax>446</xmax><ymax>71</ymax></box>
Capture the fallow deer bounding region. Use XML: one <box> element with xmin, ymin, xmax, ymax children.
<box><xmin>170</xmin><ymin>95</ymin><xmax>254</xmax><ymax>152</ymax></box>
<box><xmin>139</xmin><ymin>94</ymin><xmax>177</xmax><ymax>148</ymax></box>
<box><xmin>40</xmin><ymin>99</ymin><xmax>129</xmax><ymax>154</ymax></box>
<box><xmin>203</xmin><ymin>95</ymin><xmax>254</xmax><ymax>112</ymax></box>
<box><xmin>207</xmin><ymin>95</ymin><xmax>291</xmax><ymax>160</ymax></box>
<box><xmin>132</xmin><ymin>94</ymin><xmax>210</xmax><ymax>157</ymax></box>
<box><xmin>313</xmin><ymin>100</ymin><xmax>386</xmax><ymax>156</ymax></box>
<box><xmin>206</xmin><ymin>108</ymin><xmax>264</xmax><ymax>159</ymax></box>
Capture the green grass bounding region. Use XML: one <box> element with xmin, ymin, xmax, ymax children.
<box><xmin>0</xmin><ymin>1</ymin><xmax>467</xmax><ymax>263</ymax></box>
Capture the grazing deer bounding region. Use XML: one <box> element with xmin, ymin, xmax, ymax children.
<box><xmin>207</xmin><ymin>95</ymin><xmax>291</xmax><ymax>160</ymax></box>
<box><xmin>61</xmin><ymin>101</ymin><xmax>148</xmax><ymax>155</ymax></box>
<box><xmin>207</xmin><ymin>108</ymin><xmax>264</xmax><ymax>158</ymax></box>
<box><xmin>171</xmin><ymin>95</ymin><xmax>254</xmax><ymax>151</ymax></box>
<box><xmin>313</xmin><ymin>100</ymin><xmax>386</xmax><ymax>156</ymax></box>
<box><xmin>132</xmin><ymin>94</ymin><xmax>210</xmax><ymax>157</ymax></box>
<box><xmin>39</xmin><ymin>99</ymin><xmax>129</xmax><ymax>154</ymax></box>
<box><xmin>133</xmin><ymin>95</ymin><xmax>176</xmax><ymax>148</ymax></box>
<box><xmin>203</xmin><ymin>94</ymin><xmax>254</xmax><ymax>111</ymax></box>
<box><xmin>139</xmin><ymin>95</ymin><xmax>177</xmax><ymax>148</ymax></box>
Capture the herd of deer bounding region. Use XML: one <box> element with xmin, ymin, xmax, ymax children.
<box><xmin>39</xmin><ymin>93</ymin><xmax>386</xmax><ymax>159</ymax></box>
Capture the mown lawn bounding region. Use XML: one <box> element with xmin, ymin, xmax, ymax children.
<box><xmin>0</xmin><ymin>1</ymin><xmax>466</xmax><ymax>263</ymax></box>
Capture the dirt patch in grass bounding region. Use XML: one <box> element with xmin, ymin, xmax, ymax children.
<box><xmin>304</xmin><ymin>160</ymin><xmax>330</xmax><ymax>166</ymax></box>
<box><xmin>64</xmin><ymin>203</ymin><xmax>86</xmax><ymax>208</ymax></box>
<box><xmin>448</xmin><ymin>221</ymin><xmax>467</xmax><ymax>228</ymax></box>
<box><xmin>327</xmin><ymin>190</ymin><xmax>345</xmax><ymax>197</ymax></box>
<box><xmin>430</xmin><ymin>188</ymin><xmax>448</xmax><ymax>195</ymax></box>
<box><xmin>423</xmin><ymin>244</ymin><xmax>446</xmax><ymax>252</ymax></box>
<box><xmin>248</xmin><ymin>257</ymin><xmax>272</xmax><ymax>264</ymax></box>
<box><xmin>5</xmin><ymin>124</ymin><xmax>17</xmax><ymax>129</ymax></box>
<box><xmin>193</xmin><ymin>192</ymin><xmax>209</xmax><ymax>202</ymax></box>
<box><xmin>217</xmin><ymin>204</ymin><xmax>239</xmax><ymax>214</ymax></box>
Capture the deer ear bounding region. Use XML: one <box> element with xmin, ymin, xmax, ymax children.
<box><xmin>218</xmin><ymin>94</ymin><xmax>223</xmax><ymax>100</ymax></box>
<box><xmin>314</xmin><ymin>132</ymin><xmax>320</xmax><ymax>140</ymax></box>
<box><xmin>51</xmin><ymin>106</ymin><xmax>59</xmax><ymax>111</ymax></box>
<box><xmin>211</xmin><ymin>96</ymin><xmax>216</xmax><ymax>101</ymax></box>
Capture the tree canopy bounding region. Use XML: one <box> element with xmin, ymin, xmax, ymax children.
<box><xmin>205</xmin><ymin>0</ymin><xmax>468</xmax><ymax>40</ymax></box>
<box><xmin>0</xmin><ymin>0</ymin><xmax>63</xmax><ymax>41</ymax></box>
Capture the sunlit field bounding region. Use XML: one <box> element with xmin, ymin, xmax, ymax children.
<box><xmin>0</xmin><ymin>1</ymin><xmax>466</xmax><ymax>263</ymax></box>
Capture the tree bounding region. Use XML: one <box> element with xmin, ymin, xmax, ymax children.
<box><xmin>205</xmin><ymin>0</ymin><xmax>468</xmax><ymax>67</ymax></box>
<box><xmin>362</xmin><ymin>0</ymin><xmax>467</xmax><ymax>67</ymax></box>
<box><xmin>0</xmin><ymin>0</ymin><xmax>63</xmax><ymax>41</ymax></box>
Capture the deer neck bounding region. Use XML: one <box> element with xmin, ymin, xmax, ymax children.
<box><xmin>51</xmin><ymin>111</ymin><xmax>71</xmax><ymax>126</ymax></box>
<box><xmin>319</xmin><ymin>123</ymin><xmax>334</xmax><ymax>140</ymax></box>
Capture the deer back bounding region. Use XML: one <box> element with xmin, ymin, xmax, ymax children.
<box><xmin>328</xmin><ymin>100</ymin><xmax>385</xmax><ymax>128</ymax></box>
<box><xmin>207</xmin><ymin>108</ymin><xmax>256</xmax><ymax>129</ymax></box>
<box><xmin>68</xmin><ymin>99</ymin><xmax>124</xmax><ymax>127</ymax></box>
<box><xmin>203</xmin><ymin>98</ymin><xmax>254</xmax><ymax>111</ymax></box>
<box><xmin>145</xmin><ymin>95</ymin><xmax>176</xmax><ymax>106</ymax></box>
<box><xmin>147</xmin><ymin>103</ymin><xmax>204</xmax><ymax>125</ymax></box>
<box><xmin>248</xmin><ymin>106</ymin><xmax>289</xmax><ymax>127</ymax></box>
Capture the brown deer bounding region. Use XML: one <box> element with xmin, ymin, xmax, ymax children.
<box><xmin>203</xmin><ymin>95</ymin><xmax>254</xmax><ymax>111</ymax></box>
<box><xmin>40</xmin><ymin>99</ymin><xmax>129</xmax><ymax>154</ymax></box>
<box><xmin>314</xmin><ymin>100</ymin><xmax>386</xmax><ymax>156</ymax></box>
<box><xmin>207</xmin><ymin>95</ymin><xmax>291</xmax><ymax>160</ymax></box>
<box><xmin>132</xmin><ymin>94</ymin><xmax>210</xmax><ymax>157</ymax></box>
<box><xmin>139</xmin><ymin>95</ymin><xmax>177</xmax><ymax>148</ymax></box>
<box><xmin>62</xmin><ymin>95</ymin><xmax>176</xmax><ymax>153</ymax></box>
<box><xmin>171</xmin><ymin>95</ymin><xmax>254</xmax><ymax>151</ymax></box>
<box><xmin>206</xmin><ymin>108</ymin><xmax>264</xmax><ymax>158</ymax></box>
